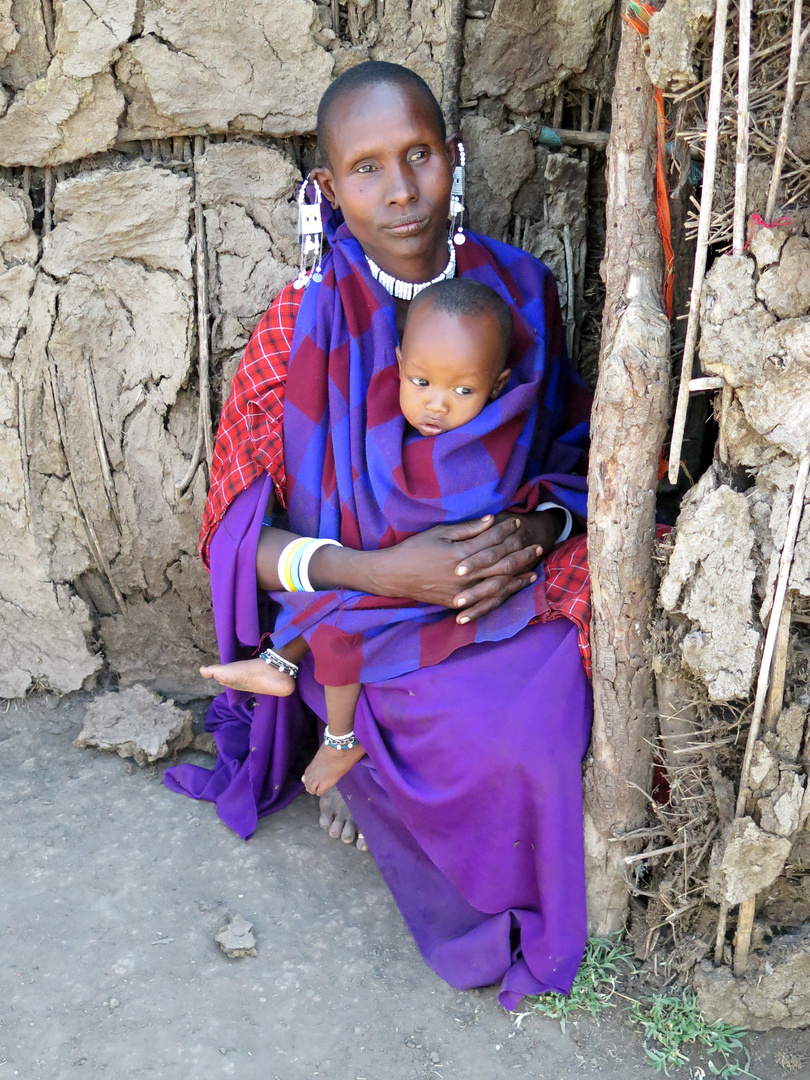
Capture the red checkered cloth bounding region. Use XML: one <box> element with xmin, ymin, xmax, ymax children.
<box><xmin>200</xmin><ymin>282</ymin><xmax>299</xmax><ymax>567</ymax></box>
<box><xmin>542</xmin><ymin>533</ymin><xmax>592</xmax><ymax>679</ymax></box>
<box><xmin>201</xmin><ymin>284</ymin><xmax>594</xmax><ymax>675</ymax></box>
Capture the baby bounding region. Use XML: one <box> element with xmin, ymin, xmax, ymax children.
<box><xmin>202</xmin><ymin>278</ymin><xmax>513</xmax><ymax>796</ymax></box>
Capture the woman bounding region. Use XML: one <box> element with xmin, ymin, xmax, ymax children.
<box><xmin>166</xmin><ymin>61</ymin><xmax>593</xmax><ymax>1009</ymax></box>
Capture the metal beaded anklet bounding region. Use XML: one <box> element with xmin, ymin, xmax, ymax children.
<box><xmin>259</xmin><ymin>648</ymin><xmax>299</xmax><ymax>679</ymax></box>
<box><xmin>323</xmin><ymin>726</ymin><xmax>359</xmax><ymax>750</ymax></box>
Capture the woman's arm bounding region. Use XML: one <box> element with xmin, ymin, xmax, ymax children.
<box><xmin>256</xmin><ymin>498</ymin><xmax>560</xmax><ymax>622</ymax></box>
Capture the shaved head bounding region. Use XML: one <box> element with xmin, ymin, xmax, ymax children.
<box><xmin>316</xmin><ymin>61</ymin><xmax>446</xmax><ymax>168</ymax></box>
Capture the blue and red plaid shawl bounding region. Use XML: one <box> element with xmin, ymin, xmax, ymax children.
<box><xmin>271</xmin><ymin>223</ymin><xmax>589</xmax><ymax>685</ymax></box>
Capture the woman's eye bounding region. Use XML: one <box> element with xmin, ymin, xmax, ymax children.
<box><xmin>410</xmin><ymin>377</ymin><xmax>428</xmax><ymax>387</ymax></box>
<box><xmin>356</xmin><ymin>163</ymin><xmax>377</xmax><ymax>174</ymax></box>
<box><xmin>454</xmin><ymin>386</ymin><xmax>474</xmax><ymax>396</ymax></box>
<box><xmin>409</xmin><ymin>149</ymin><xmax>429</xmax><ymax>162</ymax></box>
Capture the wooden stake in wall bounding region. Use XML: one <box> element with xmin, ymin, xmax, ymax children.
<box><xmin>667</xmin><ymin>0</ymin><xmax>729</xmax><ymax>486</ymax></box>
<box><xmin>584</xmin><ymin>19</ymin><xmax>671</xmax><ymax>935</ymax></box>
<box><xmin>176</xmin><ymin>135</ymin><xmax>214</xmax><ymax>497</ymax></box>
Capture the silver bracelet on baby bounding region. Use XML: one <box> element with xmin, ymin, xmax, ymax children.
<box><xmin>323</xmin><ymin>725</ymin><xmax>359</xmax><ymax>750</ymax></box>
<box><xmin>259</xmin><ymin>648</ymin><xmax>299</xmax><ymax>678</ymax></box>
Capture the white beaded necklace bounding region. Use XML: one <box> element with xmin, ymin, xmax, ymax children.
<box><xmin>366</xmin><ymin>241</ymin><xmax>456</xmax><ymax>301</ymax></box>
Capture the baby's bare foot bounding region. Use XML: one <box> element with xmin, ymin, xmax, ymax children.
<box><xmin>303</xmin><ymin>742</ymin><xmax>366</xmax><ymax>798</ymax></box>
<box><xmin>199</xmin><ymin>658</ymin><xmax>295</xmax><ymax>697</ymax></box>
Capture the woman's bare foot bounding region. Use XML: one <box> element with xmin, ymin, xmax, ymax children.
<box><xmin>318</xmin><ymin>788</ymin><xmax>367</xmax><ymax>850</ymax></box>
<box><xmin>303</xmin><ymin>742</ymin><xmax>366</xmax><ymax>797</ymax></box>
<box><xmin>199</xmin><ymin>658</ymin><xmax>296</xmax><ymax>697</ymax></box>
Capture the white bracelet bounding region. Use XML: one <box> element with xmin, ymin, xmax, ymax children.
<box><xmin>536</xmin><ymin>502</ymin><xmax>573</xmax><ymax>544</ymax></box>
<box><xmin>298</xmin><ymin>538</ymin><xmax>342</xmax><ymax>592</ymax></box>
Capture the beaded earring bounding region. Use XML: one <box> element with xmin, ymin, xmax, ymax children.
<box><xmin>294</xmin><ymin>178</ymin><xmax>324</xmax><ymax>289</ymax></box>
<box><xmin>449</xmin><ymin>141</ymin><xmax>467</xmax><ymax>246</ymax></box>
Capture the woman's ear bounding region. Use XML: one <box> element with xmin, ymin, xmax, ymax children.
<box><xmin>445</xmin><ymin>134</ymin><xmax>459</xmax><ymax>169</ymax></box>
<box><xmin>490</xmin><ymin>367</ymin><xmax>511</xmax><ymax>399</ymax></box>
<box><xmin>312</xmin><ymin>166</ymin><xmax>338</xmax><ymax>209</ymax></box>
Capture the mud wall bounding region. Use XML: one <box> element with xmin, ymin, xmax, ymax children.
<box><xmin>0</xmin><ymin>0</ymin><xmax>614</xmax><ymax>699</ymax></box>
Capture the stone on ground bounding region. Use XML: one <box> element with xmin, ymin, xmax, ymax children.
<box><xmin>73</xmin><ymin>684</ymin><xmax>193</xmax><ymax>766</ymax></box>
<box><xmin>215</xmin><ymin>914</ymin><xmax>257</xmax><ymax>959</ymax></box>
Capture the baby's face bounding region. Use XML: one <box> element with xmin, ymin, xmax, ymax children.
<box><xmin>397</xmin><ymin>304</ymin><xmax>510</xmax><ymax>438</ymax></box>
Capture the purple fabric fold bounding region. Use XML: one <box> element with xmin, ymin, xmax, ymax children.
<box><xmin>164</xmin><ymin>473</ymin><xmax>306</xmax><ymax>835</ymax></box>
<box><xmin>164</xmin><ymin>474</ymin><xmax>592</xmax><ymax>1007</ymax></box>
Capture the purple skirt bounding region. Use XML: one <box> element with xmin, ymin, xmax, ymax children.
<box><xmin>165</xmin><ymin>475</ymin><xmax>592</xmax><ymax>1009</ymax></box>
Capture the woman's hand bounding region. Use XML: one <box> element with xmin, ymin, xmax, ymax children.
<box><xmin>307</xmin><ymin>509</ymin><xmax>565</xmax><ymax>622</ymax></box>
<box><xmin>448</xmin><ymin>510</ymin><xmax>562</xmax><ymax>622</ymax></box>
<box><xmin>360</xmin><ymin>514</ymin><xmax>550</xmax><ymax>618</ymax></box>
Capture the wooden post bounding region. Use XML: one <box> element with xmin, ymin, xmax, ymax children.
<box><xmin>584</xmin><ymin>22</ymin><xmax>672</xmax><ymax>934</ymax></box>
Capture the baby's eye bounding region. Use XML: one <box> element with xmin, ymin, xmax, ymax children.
<box><xmin>454</xmin><ymin>386</ymin><xmax>474</xmax><ymax>396</ymax></box>
<box><xmin>410</xmin><ymin>377</ymin><xmax>429</xmax><ymax>387</ymax></box>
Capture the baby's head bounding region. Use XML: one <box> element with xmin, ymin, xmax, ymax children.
<box><xmin>396</xmin><ymin>279</ymin><xmax>513</xmax><ymax>438</ymax></box>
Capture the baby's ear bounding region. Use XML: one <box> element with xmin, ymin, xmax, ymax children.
<box><xmin>395</xmin><ymin>345</ymin><xmax>403</xmax><ymax>376</ymax></box>
<box><xmin>490</xmin><ymin>367</ymin><xmax>511</xmax><ymax>399</ymax></box>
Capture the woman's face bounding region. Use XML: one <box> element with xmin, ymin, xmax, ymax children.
<box><xmin>314</xmin><ymin>81</ymin><xmax>456</xmax><ymax>281</ymax></box>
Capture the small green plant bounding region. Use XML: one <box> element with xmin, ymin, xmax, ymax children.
<box><xmin>517</xmin><ymin>935</ymin><xmax>634</xmax><ymax>1032</ymax></box>
<box><xmin>630</xmin><ymin>990</ymin><xmax>759</xmax><ymax>1079</ymax></box>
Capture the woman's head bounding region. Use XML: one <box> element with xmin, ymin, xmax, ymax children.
<box><xmin>313</xmin><ymin>62</ymin><xmax>457</xmax><ymax>282</ymax></box>
<box><xmin>396</xmin><ymin>279</ymin><xmax>513</xmax><ymax>437</ymax></box>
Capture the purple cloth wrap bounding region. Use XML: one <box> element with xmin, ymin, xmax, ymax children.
<box><xmin>164</xmin><ymin>473</ymin><xmax>593</xmax><ymax>1008</ymax></box>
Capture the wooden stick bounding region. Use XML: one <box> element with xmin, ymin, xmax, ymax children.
<box><xmin>689</xmin><ymin>376</ymin><xmax>726</xmax><ymax>391</ymax></box>
<box><xmin>717</xmin><ymin>383</ymin><xmax>733</xmax><ymax>464</ymax></box>
<box><xmin>764</xmin><ymin>597</ymin><xmax>792</xmax><ymax>731</ymax></box>
<box><xmin>40</xmin><ymin>0</ymin><xmax>55</xmax><ymax>54</ymax></box>
<box><xmin>175</xmin><ymin>412</ymin><xmax>205</xmax><ymax>498</ymax></box>
<box><xmin>177</xmin><ymin>136</ymin><xmax>213</xmax><ymax>496</ymax></box>
<box><xmin>441</xmin><ymin>0</ymin><xmax>466</xmax><ymax>136</ymax></box>
<box><xmin>765</xmin><ymin>0</ymin><xmax>803</xmax><ymax>222</ymax></box>
<box><xmin>562</xmin><ymin>222</ymin><xmax>575</xmax><ymax>358</ymax></box>
<box><xmin>43</xmin><ymin>167</ymin><xmax>54</xmax><ymax>235</ymax></box>
<box><xmin>48</xmin><ymin>367</ymin><xmax>126</xmax><ymax>613</ymax></box>
<box><xmin>84</xmin><ymin>354</ymin><xmax>123</xmax><ymax>535</ymax></box>
<box><xmin>623</xmin><ymin>841</ymin><xmax>687</xmax><ymax>865</ymax></box>
<box><xmin>552</xmin><ymin>94</ymin><xmax>564</xmax><ymax>129</ymax></box>
<box><xmin>735</xmin><ymin>453</ymin><xmax>810</xmax><ymax>818</ymax></box>
<box><xmin>733</xmin><ymin>897</ymin><xmax>756</xmax><ymax>975</ymax></box>
<box><xmin>714</xmin><ymin>901</ymin><xmax>729</xmax><ymax>965</ymax></box>
<box><xmin>732</xmin><ymin>0</ymin><xmax>752</xmax><ymax>254</ymax></box>
<box><xmin>667</xmin><ymin>0</ymin><xmax>729</xmax><ymax>486</ymax></box>
<box><xmin>733</xmin><ymin>600</ymin><xmax>791</xmax><ymax>974</ymax></box>
<box><xmin>194</xmin><ymin>135</ymin><xmax>214</xmax><ymax>472</ymax></box>
<box><xmin>553</xmin><ymin>128</ymin><xmax>609</xmax><ymax>150</ymax></box>
<box><xmin>17</xmin><ymin>380</ymin><xmax>31</xmax><ymax>517</ymax></box>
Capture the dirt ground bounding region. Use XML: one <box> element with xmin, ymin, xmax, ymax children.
<box><xmin>2</xmin><ymin>693</ymin><xmax>808</xmax><ymax>1080</ymax></box>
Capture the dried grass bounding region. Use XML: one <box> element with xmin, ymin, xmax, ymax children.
<box><xmin>671</xmin><ymin>0</ymin><xmax>810</xmax><ymax>248</ymax></box>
